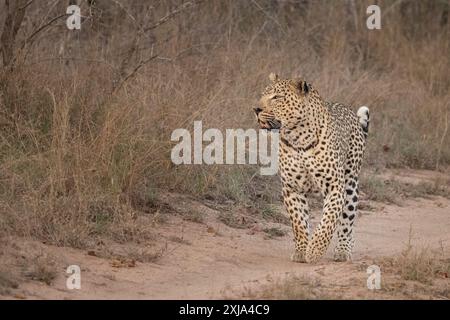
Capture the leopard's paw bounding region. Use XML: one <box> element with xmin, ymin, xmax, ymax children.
<box><xmin>290</xmin><ymin>251</ymin><xmax>307</xmax><ymax>263</ymax></box>
<box><xmin>333</xmin><ymin>251</ymin><xmax>352</xmax><ymax>262</ymax></box>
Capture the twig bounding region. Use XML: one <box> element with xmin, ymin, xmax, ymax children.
<box><xmin>144</xmin><ymin>1</ymin><xmax>203</xmax><ymax>32</ymax></box>
<box><xmin>436</xmin><ymin>111</ymin><xmax>449</xmax><ymax>170</ymax></box>
<box><xmin>1</xmin><ymin>0</ymin><xmax>27</xmax><ymax>68</ymax></box>
<box><xmin>384</xmin><ymin>0</ymin><xmax>406</xmax><ymax>16</ymax></box>
<box><xmin>110</xmin><ymin>0</ymin><xmax>146</xmax><ymax>35</ymax></box>
<box><xmin>19</xmin><ymin>0</ymin><xmax>35</xmax><ymax>10</ymax></box>
<box><xmin>23</xmin><ymin>57</ymin><xmax>118</xmax><ymax>71</ymax></box>
<box><xmin>9</xmin><ymin>13</ymin><xmax>68</xmax><ymax>68</ymax></box>
<box><xmin>113</xmin><ymin>0</ymin><xmax>204</xmax><ymax>93</ymax></box>
<box><xmin>251</xmin><ymin>0</ymin><xmax>287</xmax><ymax>35</ymax></box>
<box><xmin>23</xmin><ymin>13</ymin><xmax>68</xmax><ymax>45</ymax></box>
<box><xmin>112</xmin><ymin>54</ymin><xmax>159</xmax><ymax>94</ymax></box>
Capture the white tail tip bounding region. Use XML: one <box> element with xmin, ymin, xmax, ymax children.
<box><xmin>357</xmin><ymin>106</ymin><xmax>370</xmax><ymax>126</ymax></box>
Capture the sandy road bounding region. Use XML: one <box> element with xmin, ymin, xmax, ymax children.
<box><xmin>4</xmin><ymin>190</ymin><xmax>448</xmax><ymax>300</ymax></box>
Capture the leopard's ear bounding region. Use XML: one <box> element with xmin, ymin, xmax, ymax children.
<box><xmin>290</xmin><ymin>78</ymin><xmax>311</xmax><ymax>96</ymax></box>
<box><xmin>269</xmin><ymin>72</ymin><xmax>279</xmax><ymax>83</ymax></box>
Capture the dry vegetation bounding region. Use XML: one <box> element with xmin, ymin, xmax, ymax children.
<box><xmin>0</xmin><ymin>238</ymin><xmax>57</xmax><ymax>294</ymax></box>
<box><xmin>237</xmin><ymin>247</ymin><xmax>450</xmax><ymax>300</ymax></box>
<box><xmin>237</xmin><ymin>234</ymin><xmax>449</xmax><ymax>300</ymax></box>
<box><xmin>239</xmin><ymin>274</ymin><xmax>340</xmax><ymax>300</ymax></box>
<box><xmin>378</xmin><ymin>230</ymin><xmax>450</xmax><ymax>285</ymax></box>
<box><xmin>0</xmin><ymin>0</ymin><xmax>449</xmax><ymax>250</ymax></box>
<box><xmin>360</xmin><ymin>173</ymin><xmax>450</xmax><ymax>204</ymax></box>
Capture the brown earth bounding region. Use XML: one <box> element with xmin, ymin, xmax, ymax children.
<box><xmin>1</xmin><ymin>170</ymin><xmax>449</xmax><ymax>300</ymax></box>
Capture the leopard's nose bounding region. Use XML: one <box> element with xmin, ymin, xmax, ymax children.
<box><xmin>253</xmin><ymin>107</ymin><xmax>262</xmax><ymax>115</ymax></box>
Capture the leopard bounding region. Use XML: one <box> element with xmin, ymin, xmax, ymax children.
<box><xmin>254</xmin><ymin>73</ymin><xmax>370</xmax><ymax>263</ymax></box>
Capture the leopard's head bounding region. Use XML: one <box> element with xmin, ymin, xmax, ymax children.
<box><xmin>254</xmin><ymin>73</ymin><xmax>313</xmax><ymax>130</ymax></box>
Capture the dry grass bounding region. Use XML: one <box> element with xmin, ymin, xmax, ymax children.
<box><xmin>247</xmin><ymin>253</ymin><xmax>449</xmax><ymax>300</ymax></box>
<box><xmin>168</xmin><ymin>235</ymin><xmax>191</xmax><ymax>245</ymax></box>
<box><xmin>263</xmin><ymin>227</ymin><xmax>286</xmax><ymax>238</ymax></box>
<box><xmin>21</xmin><ymin>252</ymin><xmax>58</xmax><ymax>286</ymax></box>
<box><xmin>0</xmin><ymin>269</ymin><xmax>19</xmax><ymax>295</ymax></box>
<box><xmin>182</xmin><ymin>211</ymin><xmax>205</xmax><ymax>224</ymax></box>
<box><xmin>241</xmin><ymin>275</ymin><xmax>339</xmax><ymax>300</ymax></box>
<box><xmin>395</xmin><ymin>249</ymin><xmax>448</xmax><ymax>284</ymax></box>
<box><xmin>360</xmin><ymin>173</ymin><xmax>450</xmax><ymax>204</ymax></box>
<box><xmin>0</xmin><ymin>238</ymin><xmax>59</xmax><ymax>291</ymax></box>
<box><xmin>218</xmin><ymin>211</ymin><xmax>252</xmax><ymax>229</ymax></box>
<box><xmin>92</xmin><ymin>240</ymin><xmax>169</xmax><ymax>264</ymax></box>
<box><xmin>0</xmin><ymin>0</ymin><xmax>449</xmax><ymax>247</ymax></box>
<box><xmin>260</xmin><ymin>204</ymin><xmax>290</xmax><ymax>224</ymax></box>
<box><xmin>120</xmin><ymin>244</ymin><xmax>168</xmax><ymax>264</ymax></box>
<box><xmin>375</xmin><ymin>244</ymin><xmax>450</xmax><ymax>299</ymax></box>
<box><xmin>380</xmin><ymin>246</ymin><xmax>449</xmax><ymax>285</ymax></box>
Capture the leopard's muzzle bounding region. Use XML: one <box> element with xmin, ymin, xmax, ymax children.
<box><xmin>253</xmin><ymin>107</ymin><xmax>281</xmax><ymax>130</ymax></box>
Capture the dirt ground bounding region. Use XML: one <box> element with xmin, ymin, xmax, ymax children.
<box><xmin>1</xmin><ymin>170</ymin><xmax>449</xmax><ymax>300</ymax></box>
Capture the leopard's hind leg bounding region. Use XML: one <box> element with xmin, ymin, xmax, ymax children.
<box><xmin>334</xmin><ymin>146</ymin><xmax>364</xmax><ymax>262</ymax></box>
<box><xmin>334</xmin><ymin>176</ymin><xmax>358</xmax><ymax>261</ymax></box>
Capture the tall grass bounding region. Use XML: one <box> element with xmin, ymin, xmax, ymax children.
<box><xmin>0</xmin><ymin>0</ymin><xmax>449</xmax><ymax>246</ymax></box>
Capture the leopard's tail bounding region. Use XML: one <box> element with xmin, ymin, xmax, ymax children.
<box><xmin>357</xmin><ymin>106</ymin><xmax>370</xmax><ymax>139</ymax></box>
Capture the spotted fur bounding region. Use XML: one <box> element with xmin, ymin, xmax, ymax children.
<box><xmin>255</xmin><ymin>73</ymin><xmax>369</xmax><ymax>263</ymax></box>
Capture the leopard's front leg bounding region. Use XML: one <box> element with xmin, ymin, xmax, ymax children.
<box><xmin>305</xmin><ymin>188</ymin><xmax>344</xmax><ymax>263</ymax></box>
<box><xmin>283</xmin><ymin>186</ymin><xmax>310</xmax><ymax>263</ymax></box>
<box><xmin>305</xmin><ymin>156</ymin><xmax>345</xmax><ymax>263</ymax></box>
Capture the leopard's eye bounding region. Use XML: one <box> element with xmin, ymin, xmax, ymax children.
<box><xmin>272</xmin><ymin>94</ymin><xmax>284</xmax><ymax>100</ymax></box>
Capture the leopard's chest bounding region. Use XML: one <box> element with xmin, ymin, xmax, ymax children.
<box><xmin>278</xmin><ymin>143</ymin><xmax>318</xmax><ymax>192</ymax></box>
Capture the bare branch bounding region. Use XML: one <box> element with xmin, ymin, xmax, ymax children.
<box><xmin>19</xmin><ymin>0</ymin><xmax>35</xmax><ymax>10</ymax></box>
<box><xmin>0</xmin><ymin>0</ymin><xmax>28</xmax><ymax>68</ymax></box>
<box><xmin>23</xmin><ymin>13</ymin><xmax>68</xmax><ymax>45</ymax></box>
<box><xmin>9</xmin><ymin>13</ymin><xmax>68</xmax><ymax>68</ymax></box>
<box><xmin>144</xmin><ymin>0</ymin><xmax>203</xmax><ymax>33</ymax></box>
<box><xmin>112</xmin><ymin>54</ymin><xmax>159</xmax><ymax>94</ymax></box>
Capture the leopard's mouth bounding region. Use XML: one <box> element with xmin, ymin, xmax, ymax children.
<box><xmin>253</xmin><ymin>107</ymin><xmax>281</xmax><ymax>130</ymax></box>
<box><xmin>260</xmin><ymin>118</ymin><xmax>281</xmax><ymax>130</ymax></box>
